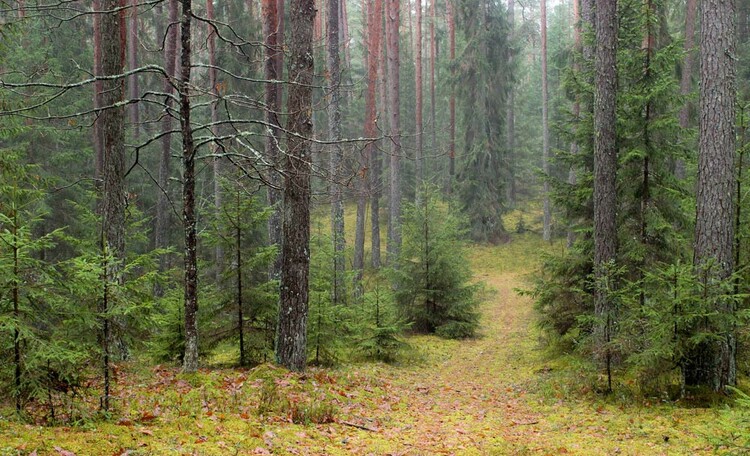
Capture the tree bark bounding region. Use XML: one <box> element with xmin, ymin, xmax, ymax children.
<box><xmin>355</xmin><ymin>0</ymin><xmax>384</xmax><ymax>286</ymax></box>
<box><xmin>415</xmin><ymin>0</ymin><xmax>423</xmax><ymax>195</ymax></box>
<box><xmin>386</xmin><ymin>0</ymin><xmax>402</xmax><ymax>264</ymax></box>
<box><xmin>98</xmin><ymin>0</ymin><xmax>127</xmax><ymax>409</ymax></box>
<box><xmin>686</xmin><ymin>0</ymin><xmax>736</xmax><ymax>391</ymax></box>
<box><xmin>372</xmin><ymin>0</ymin><xmax>387</xmax><ymax>269</ymax></box>
<box><xmin>154</xmin><ymin>0</ymin><xmax>179</xmax><ymax>288</ymax></box>
<box><xmin>429</xmin><ymin>0</ymin><xmax>436</xmax><ymax>158</ymax></box>
<box><xmin>675</xmin><ymin>0</ymin><xmax>697</xmax><ymax>180</ymax></box>
<box><xmin>93</xmin><ymin>0</ymin><xmax>104</xmax><ymax>185</ymax></box>
<box><xmin>263</xmin><ymin>0</ymin><xmax>284</xmax><ymax>281</ymax></box>
<box><xmin>127</xmin><ymin>0</ymin><xmax>139</xmax><ymax>138</ymax></box>
<box><xmin>328</xmin><ymin>0</ymin><xmax>346</xmax><ymax>305</ymax></box>
<box><xmin>593</xmin><ymin>0</ymin><xmax>618</xmax><ymax>392</ymax></box>
<box><xmin>276</xmin><ymin>0</ymin><xmax>315</xmax><ymax>372</ymax></box>
<box><xmin>541</xmin><ymin>0</ymin><xmax>551</xmax><ymax>241</ymax></box>
<box><xmin>567</xmin><ymin>0</ymin><xmax>580</xmax><ymax>248</ymax></box>
<box><xmin>505</xmin><ymin>0</ymin><xmax>515</xmax><ymax>203</ymax></box>
<box><xmin>179</xmin><ymin>0</ymin><xmax>199</xmax><ymax>373</ymax></box>
<box><xmin>207</xmin><ymin>0</ymin><xmax>223</xmax><ymax>282</ymax></box>
<box><xmin>447</xmin><ymin>0</ymin><xmax>455</xmax><ymax>193</ymax></box>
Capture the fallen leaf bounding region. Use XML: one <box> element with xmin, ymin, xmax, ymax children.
<box><xmin>140</xmin><ymin>429</ymin><xmax>153</xmax><ymax>436</ymax></box>
<box><xmin>54</xmin><ymin>447</ymin><xmax>76</xmax><ymax>456</ymax></box>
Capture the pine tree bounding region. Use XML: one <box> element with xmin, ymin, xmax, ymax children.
<box><xmin>392</xmin><ymin>188</ymin><xmax>479</xmax><ymax>338</ymax></box>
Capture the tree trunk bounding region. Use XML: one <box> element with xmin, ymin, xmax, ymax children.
<box><xmin>593</xmin><ymin>0</ymin><xmax>618</xmax><ymax>393</ymax></box>
<box><xmin>12</xmin><ymin>207</ymin><xmax>20</xmax><ymax>413</ymax></box>
<box><xmin>567</xmin><ymin>0</ymin><xmax>580</xmax><ymax>248</ymax></box>
<box><xmin>429</xmin><ymin>0</ymin><xmax>436</xmax><ymax>158</ymax></box>
<box><xmin>154</xmin><ymin>0</ymin><xmax>179</xmax><ymax>290</ymax></box>
<box><xmin>675</xmin><ymin>0</ymin><xmax>697</xmax><ymax>180</ymax></box>
<box><xmin>276</xmin><ymin>0</ymin><xmax>315</xmax><ymax>372</ymax></box>
<box><xmin>372</xmin><ymin>0</ymin><xmax>387</xmax><ymax>269</ymax></box>
<box><xmin>179</xmin><ymin>0</ymin><xmax>199</xmax><ymax>373</ymax></box>
<box><xmin>235</xmin><ymin>189</ymin><xmax>245</xmax><ymax>366</ymax></box>
<box><xmin>356</xmin><ymin>0</ymin><xmax>384</xmax><ymax>285</ymax></box>
<box><xmin>127</xmin><ymin>0</ymin><xmax>139</xmax><ymax>138</ymax></box>
<box><xmin>541</xmin><ymin>0</ymin><xmax>551</xmax><ymax>241</ymax></box>
<box><xmin>206</xmin><ymin>0</ymin><xmax>223</xmax><ymax>282</ymax></box>
<box><xmin>447</xmin><ymin>0</ymin><xmax>455</xmax><ymax>193</ymax></box>
<box><xmin>99</xmin><ymin>0</ymin><xmax>127</xmax><ymax>408</ymax></box>
<box><xmin>263</xmin><ymin>0</ymin><xmax>284</xmax><ymax>281</ymax></box>
<box><xmin>386</xmin><ymin>0</ymin><xmax>402</xmax><ymax>264</ymax></box>
<box><xmin>415</xmin><ymin>0</ymin><xmax>423</xmax><ymax>195</ymax></box>
<box><xmin>328</xmin><ymin>0</ymin><xmax>346</xmax><ymax>305</ymax></box>
<box><xmin>505</xmin><ymin>0</ymin><xmax>515</xmax><ymax>203</ymax></box>
<box><xmin>686</xmin><ymin>0</ymin><xmax>736</xmax><ymax>391</ymax></box>
<box><xmin>93</xmin><ymin>0</ymin><xmax>104</xmax><ymax>185</ymax></box>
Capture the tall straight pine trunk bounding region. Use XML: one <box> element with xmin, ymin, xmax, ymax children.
<box><xmin>675</xmin><ymin>0</ymin><xmax>697</xmax><ymax>180</ymax></box>
<box><xmin>386</xmin><ymin>0</ymin><xmax>402</xmax><ymax>264</ymax></box>
<box><xmin>415</xmin><ymin>0</ymin><xmax>423</xmax><ymax>193</ymax></box>
<box><xmin>262</xmin><ymin>0</ymin><xmax>285</xmax><ymax>281</ymax></box>
<box><xmin>541</xmin><ymin>0</ymin><xmax>551</xmax><ymax>241</ymax></box>
<box><xmin>207</xmin><ymin>0</ymin><xmax>223</xmax><ymax>281</ymax></box>
<box><xmin>179</xmin><ymin>0</ymin><xmax>199</xmax><ymax>373</ymax></box>
<box><xmin>447</xmin><ymin>0</ymin><xmax>455</xmax><ymax>193</ymax></box>
<box><xmin>328</xmin><ymin>0</ymin><xmax>346</xmax><ymax>304</ymax></box>
<box><xmin>276</xmin><ymin>0</ymin><xmax>315</xmax><ymax>371</ymax></box>
<box><xmin>98</xmin><ymin>0</ymin><xmax>127</xmax><ymax>409</ymax></box>
<box><xmin>686</xmin><ymin>0</ymin><xmax>736</xmax><ymax>391</ymax></box>
<box><xmin>593</xmin><ymin>0</ymin><xmax>618</xmax><ymax>393</ymax></box>
<box><xmin>154</xmin><ymin>0</ymin><xmax>179</xmax><ymax>288</ymax></box>
<box><xmin>355</xmin><ymin>0</ymin><xmax>384</xmax><ymax>283</ymax></box>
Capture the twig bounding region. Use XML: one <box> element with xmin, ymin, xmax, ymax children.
<box><xmin>339</xmin><ymin>420</ymin><xmax>379</xmax><ymax>432</ymax></box>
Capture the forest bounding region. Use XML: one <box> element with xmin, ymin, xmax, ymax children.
<box><xmin>1</xmin><ymin>0</ymin><xmax>750</xmax><ymax>454</ymax></box>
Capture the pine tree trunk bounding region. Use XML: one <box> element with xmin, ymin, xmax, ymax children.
<box><xmin>179</xmin><ymin>0</ymin><xmax>199</xmax><ymax>373</ymax></box>
<box><xmin>328</xmin><ymin>0</ymin><xmax>346</xmax><ymax>305</ymax></box>
<box><xmin>12</xmin><ymin>208</ymin><xmax>20</xmax><ymax>413</ymax></box>
<box><xmin>541</xmin><ymin>0</ymin><xmax>551</xmax><ymax>241</ymax></box>
<box><xmin>686</xmin><ymin>0</ymin><xmax>736</xmax><ymax>391</ymax></box>
<box><xmin>99</xmin><ymin>0</ymin><xmax>127</xmax><ymax>408</ymax></box>
<box><xmin>356</xmin><ymin>0</ymin><xmax>384</xmax><ymax>285</ymax></box>
<box><xmin>236</xmin><ymin>189</ymin><xmax>245</xmax><ymax>366</ymax></box>
<box><xmin>593</xmin><ymin>0</ymin><xmax>618</xmax><ymax>393</ymax></box>
<box><xmin>567</xmin><ymin>0</ymin><xmax>580</xmax><ymax>248</ymax></box>
<box><xmin>429</xmin><ymin>0</ymin><xmax>436</xmax><ymax>159</ymax></box>
<box><xmin>207</xmin><ymin>0</ymin><xmax>223</xmax><ymax>282</ymax></box>
<box><xmin>276</xmin><ymin>0</ymin><xmax>315</xmax><ymax>372</ymax></box>
<box><xmin>675</xmin><ymin>0</ymin><xmax>697</xmax><ymax>180</ymax></box>
<box><xmin>505</xmin><ymin>0</ymin><xmax>515</xmax><ymax>204</ymax></box>
<box><xmin>154</xmin><ymin>0</ymin><xmax>179</xmax><ymax>289</ymax></box>
<box><xmin>263</xmin><ymin>0</ymin><xmax>284</xmax><ymax>281</ymax></box>
<box><xmin>127</xmin><ymin>0</ymin><xmax>139</xmax><ymax>138</ymax></box>
<box><xmin>447</xmin><ymin>0</ymin><xmax>455</xmax><ymax>193</ymax></box>
<box><xmin>93</xmin><ymin>0</ymin><xmax>104</xmax><ymax>185</ymax></box>
<box><xmin>415</xmin><ymin>0</ymin><xmax>423</xmax><ymax>195</ymax></box>
<box><xmin>386</xmin><ymin>0</ymin><xmax>402</xmax><ymax>264</ymax></box>
<box><xmin>371</xmin><ymin>0</ymin><xmax>387</xmax><ymax>269</ymax></box>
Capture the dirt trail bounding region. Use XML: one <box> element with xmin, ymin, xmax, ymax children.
<box><xmin>341</xmin><ymin>270</ymin><xmax>546</xmax><ymax>454</ymax></box>
<box><xmin>338</xmin><ymin>265</ymin><xmax>713</xmax><ymax>455</ymax></box>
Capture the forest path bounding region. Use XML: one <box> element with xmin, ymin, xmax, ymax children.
<box><xmin>337</xmin><ymin>241</ymin><xmax>717</xmax><ymax>455</ymax></box>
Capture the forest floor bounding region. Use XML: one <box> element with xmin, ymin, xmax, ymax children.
<box><xmin>1</xmin><ymin>235</ymin><xmax>748</xmax><ymax>455</ymax></box>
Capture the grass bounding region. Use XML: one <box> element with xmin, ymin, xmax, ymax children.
<box><xmin>2</xmin><ymin>209</ymin><xmax>750</xmax><ymax>454</ymax></box>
